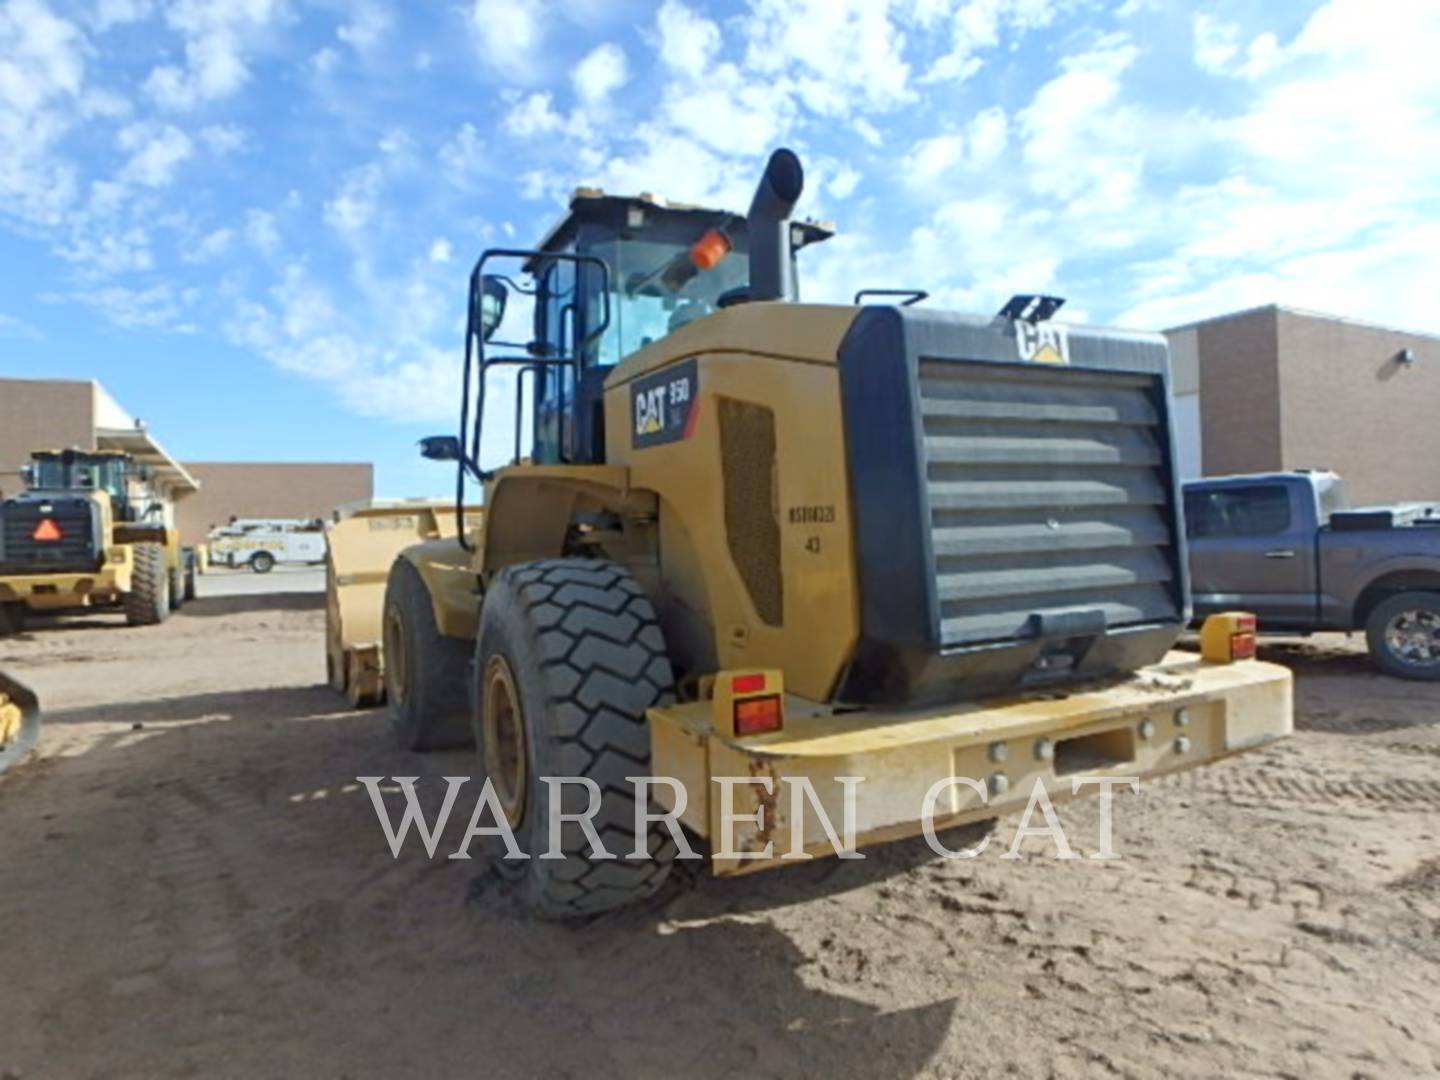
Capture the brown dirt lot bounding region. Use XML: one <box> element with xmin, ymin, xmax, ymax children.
<box><xmin>1</xmin><ymin>598</ymin><xmax>1438</xmax><ymax>1079</ymax></box>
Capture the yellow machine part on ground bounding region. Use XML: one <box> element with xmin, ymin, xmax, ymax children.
<box><xmin>325</xmin><ymin>501</ymin><xmax>483</xmax><ymax>707</ymax></box>
<box><xmin>0</xmin><ymin>671</ymin><xmax>41</xmax><ymax>776</ymax></box>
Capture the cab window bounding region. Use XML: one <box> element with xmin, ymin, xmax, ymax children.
<box><xmin>1184</xmin><ymin>485</ymin><xmax>1292</xmax><ymax>538</ymax></box>
<box><xmin>579</xmin><ymin>220</ymin><xmax>750</xmax><ymax>366</ymax></box>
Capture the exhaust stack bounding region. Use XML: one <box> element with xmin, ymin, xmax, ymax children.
<box><xmin>747</xmin><ymin>148</ymin><xmax>804</xmax><ymax>303</ymax></box>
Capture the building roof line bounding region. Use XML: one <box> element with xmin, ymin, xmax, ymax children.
<box><xmin>1166</xmin><ymin>302</ymin><xmax>1440</xmax><ymax>343</ymax></box>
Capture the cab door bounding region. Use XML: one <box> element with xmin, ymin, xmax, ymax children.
<box><xmin>1185</xmin><ymin>482</ymin><xmax>1316</xmax><ymax>628</ymax></box>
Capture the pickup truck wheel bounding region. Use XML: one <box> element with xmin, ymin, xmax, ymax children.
<box><xmin>249</xmin><ymin>551</ymin><xmax>276</xmax><ymax>574</ymax></box>
<box><xmin>1366</xmin><ymin>592</ymin><xmax>1440</xmax><ymax>681</ymax></box>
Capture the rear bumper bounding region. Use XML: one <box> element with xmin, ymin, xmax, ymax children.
<box><xmin>648</xmin><ymin>652</ymin><xmax>1293</xmax><ymax>875</ymax></box>
<box><xmin>0</xmin><ymin>555</ymin><xmax>129</xmax><ymax>609</ymax></box>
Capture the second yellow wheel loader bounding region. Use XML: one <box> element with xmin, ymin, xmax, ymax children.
<box><xmin>341</xmin><ymin>148</ymin><xmax>1292</xmax><ymax>917</ymax></box>
<box><xmin>0</xmin><ymin>449</ymin><xmax>196</xmax><ymax>634</ymax></box>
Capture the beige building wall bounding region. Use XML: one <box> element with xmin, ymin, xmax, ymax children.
<box><xmin>1193</xmin><ymin>307</ymin><xmax>1284</xmax><ymax>478</ymax></box>
<box><xmin>1173</xmin><ymin>305</ymin><xmax>1440</xmax><ymax>505</ymax></box>
<box><xmin>1274</xmin><ymin>309</ymin><xmax>1440</xmax><ymax>505</ymax></box>
<box><xmin>177</xmin><ymin>462</ymin><xmax>374</xmax><ymax>545</ymax></box>
<box><xmin>0</xmin><ymin>378</ymin><xmax>98</xmax><ymax>496</ymax></box>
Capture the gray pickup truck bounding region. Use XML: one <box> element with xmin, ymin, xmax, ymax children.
<box><xmin>1184</xmin><ymin>471</ymin><xmax>1440</xmax><ymax>679</ymax></box>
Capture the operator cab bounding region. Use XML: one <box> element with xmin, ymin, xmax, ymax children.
<box><xmin>25</xmin><ymin>450</ymin><xmax>131</xmax><ymax>507</ymax></box>
<box><xmin>469</xmin><ymin>186</ymin><xmax>833</xmax><ymax>471</ymax></box>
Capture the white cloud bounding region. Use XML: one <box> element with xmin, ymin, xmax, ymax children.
<box><xmin>904</xmin><ymin>131</ymin><xmax>966</xmax><ymax>182</ymax></box>
<box><xmin>76</xmin><ymin>282</ymin><xmax>194</xmax><ymax>328</ymax></box>
<box><xmin>926</xmin><ymin>0</ymin><xmax>1062</xmax><ymax>83</ymax></box>
<box><xmin>503</xmin><ymin>92</ymin><xmax>565</xmax><ymax>137</ymax></box>
<box><xmin>223</xmin><ymin>262</ymin><xmax>480</xmax><ymax>431</ymax></box>
<box><xmin>0</xmin><ymin>311</ymin><xmax>42</xmax><ymax>338</ymax></box>
<box><xmin>741</xmin><ymin>0</ymin><xmax>914</xmax><ymax>116</ymax></box>
<box><xmin>469</xmin><ymin>0</ymin><xmax>546</xmax><ymax>82</ymax></box>
<box><xmin>966</xmin><ymin>105</ymin><xmax>1008</xmax><ymax>165</ymax></box>
<box><xmin>91</xmin><ymin>0</ymin><xmax>152</xmax><ymax>31</ymax></box>
<box><xmin>0</xmin><ymin>0</ymin><xmax>86</xmax><ymax>225</ymax></box>
<box><xmin>655</xmin><ymin>0</ymin><xmax>720</xmax><ymax>75</ymax></box>
<box><xmin>572</xmin><ymin>42</ymin><xmax>626</xmax><ymax>106</ymax></box>
<box><xmin>144</xmin><ymin>0</ymin><xmax>290</xmax><ymax>111</ymax></box>
<box><xmin>660</xmin><ymin>62</ymin><xmax>792</xmax><ymax>156</ymax></box>
<box><xmin>199</xmin><ymin>123</ymin><xmax>246</xmax><ymax>154</ymax></box>
<box><xmin>244</xmin><ymin>207</ymin><xmax>281</xmax><ymax>252</ymax></box>
<box><xmin>439</xmin><ymin>122</ymin><xmax>489</xmax><ymax>187</ymax></box>
<box><xmin>184</xmin><ymin>225</ymin><xmax>233</xmax><ymax>262</ymax></box>
<box><xmin>116</xmin><ymin>122</ymin><xmax>194</xmax><ymax>187</ymax></box>
<box><xmin>428</xmin><ymin>237</ymin><xmax>452</xmax><ymax>263</ymax></box>
<box><xmin>829</xmin><ymin>165</ymin><xmax>860</xmax><ymax>199</ymax></box>
<box><xmin>1193</xmin><ymin>13</ymin><xmax>1280</xmax><ymax>80</ymax></box>
<box><xmin>310</xmin><ymin>45</ymin><xmax>339</xmax><ymax>74</ymax></box>
<box><xmin>323</xmin><ymin>163</ymin><xmax>383</xmax><ymax>235</ymax></box>
<box><xmin>337</xmin><ymin>0</ymin><xmax>390</xmax><ymax>52</ymax></box>
<box><xmin>1192</xmin><ymin>14</ymin><xmax>1239</xmax><ymax>74</ymax></box>
<box><xmin>1018</xmin><ymin>35</ymin><xmax>1143</xmax><ymax>210</ymax></box>
<box><xmin>587</xmin><ymin>128</ymin><xmax>757</xmax><ymax>209</ymax></box>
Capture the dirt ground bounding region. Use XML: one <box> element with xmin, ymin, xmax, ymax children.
<box><xmin>1</xmin><ymin>592</ymin><xmax>1437</xmax><ymax>1080</ymax></box>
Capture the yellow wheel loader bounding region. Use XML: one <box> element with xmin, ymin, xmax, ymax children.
<box><xmin>342</xmin><ymin>149</ymin><xmax>1292</xmax><ymax>917</ymax></box>
<box><xmin>0</xmin><ymin>671</ymin><xmax>40</xmax><ymax>777</ymax></box>
<box><xmin>0</xmin><ymin>449</ymin><xmax>197</xmax><ymax>633</ymax></box>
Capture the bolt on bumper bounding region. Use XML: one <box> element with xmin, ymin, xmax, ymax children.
<box><xmin>647</xmin><ymin>651</ymin><xmax>1293</xmax><ymax>876</ymax></box>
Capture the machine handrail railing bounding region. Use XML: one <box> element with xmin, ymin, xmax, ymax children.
<box><xmin>456</xmin><ymin>249</ymin><xmax>612</xmax><ymax>550</ymax></box>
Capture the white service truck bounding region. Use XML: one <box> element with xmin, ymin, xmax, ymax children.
<box><xmin>206</xmin><ymin>518</ymin><xmax>327</xmax><ymax>574</ymax></box>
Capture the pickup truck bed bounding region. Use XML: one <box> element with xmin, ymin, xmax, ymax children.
<box><xmin>1185</xmin><ymin>471</ymin><xmax>1440</xmax><ymax>679</ymax></box>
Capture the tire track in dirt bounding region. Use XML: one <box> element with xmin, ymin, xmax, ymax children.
<box><xmin>1156</xmin><ymin>769</ymin><xmax>1440</xmax><ymax>808</ymax></box>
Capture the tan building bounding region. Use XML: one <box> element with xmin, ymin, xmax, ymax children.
<box><xmin>1166</xmin><ymin>305</ymin><xmax>1440</xmax><ymax>505</ymax></box>
<box><xmin>0</xmin><ymin>377</ymin><xmax>373</xmax><ymax>545</ymax></box>
<box><xmin>177</xmin><ymin>461</ymin><xmax>373</xmax><ymax>543</ymax></box>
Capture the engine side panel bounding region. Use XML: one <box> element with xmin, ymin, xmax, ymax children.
<box><xmin>604</xmin><ymin>304</ymin><xmax>863</xmax><ymax>701</ymax></box>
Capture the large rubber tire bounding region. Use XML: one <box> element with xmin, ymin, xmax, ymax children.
<box><xmin>1365</xmin><ymin>591</ymin><xmax>1440</xmax><ymax>681</ymax></box>
<box><xmin>382</xmin><ymin>559</ymin><xmax>473</xmax><ymax>750</ymax></box>
<box><xmin>168</xmin><ymin>565</ymin><xmax>184</xmax><ymax>611</ymax></box>
<box><xmin>250</xmin><ymin>551</ymin><xmax>275</xmax><ymax>574</ymax></box>
<box><xmin>183</xmin><ymin>563</ymin><xmax>197</xmax><ymax>602</ymax></box>
<box><xmin>0</xmin><ymin>603</ymin><xmax>25</xmax><ymax>637</ymax></box>
<box><xmin>124</xmin><ymin>542</ymin><xmax>171</xmax><ymax>626</ymax></box>
<box><xmin>473</xmin><ymin>559</ymin><xmax>677</xmax><ymax>919</ymax></box>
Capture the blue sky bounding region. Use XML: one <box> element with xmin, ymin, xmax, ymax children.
<box><xmin>2</xmin><ymin>0</ymin><xmax>1437</xmax><ymax>496</ymax></box>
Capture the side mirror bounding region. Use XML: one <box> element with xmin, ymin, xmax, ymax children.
<box><xmin>419</xmin><ymin>435</ymin><xmax>462</xmax><ymax>462</ymax></box>
<box><xmin>478</xmin><ymin>275</ymin><xmax>508</xmax><ymax>342</ymax></box>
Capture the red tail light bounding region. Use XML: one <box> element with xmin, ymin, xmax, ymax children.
<box><xmin>32</xmin><ymin>519</ymin><xmax>62</xmax><ymax>542</ymax></box>
<box><xmin>734</xmin><ymin>695</ymin><xmax>783</xmax><ymax>735</ymax></box>
<box><xmin>1232</xmin><ymin>613</ymin><xmax>1258</xmax><ymax>659</ymax></box>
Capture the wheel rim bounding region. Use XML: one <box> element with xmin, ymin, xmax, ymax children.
<box><xmin>383</xmin><ymin>608</ymin><xmax>408</xmax><ymax>706</ymax></box>
<box><xmin>482</xmin><ymin>654</ymin><xmax>528</xmax><ymax>829</ymax></box>
<box><xmin>1385</xmin><ymin>608</ymin><xmax>1440</xmax><ymax>666</ymax></box>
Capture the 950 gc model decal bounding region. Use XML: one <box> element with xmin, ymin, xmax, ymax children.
<box><xmin>631</xmin><ymin>357</ymin><xmax>699</xmax><ymax>449</ymax></box>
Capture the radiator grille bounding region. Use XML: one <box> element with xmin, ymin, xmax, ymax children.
<box><xmin>0</xmin><ymin>497</ymin><xmax>101</xmax><ymax>573</ymax></box>
<box><xmin>718</xmin><ymin>397</ymin><xmax>783</xmax><ymax>626</ymax></box>
<box><xmin>919</xmin><ymin>360</ymin><xmax>1180</xmax><ymax>647</ymax></box>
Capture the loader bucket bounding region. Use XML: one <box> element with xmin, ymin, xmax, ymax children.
<box><xmin>325</xmin><ymin>500</ymin><xmax>482</xmax><ymax>708</ymax></box>
<box><xmin>0</xmin><ymin>671</ymin><xmax>41</xmax><ymax>776</ymax></box>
